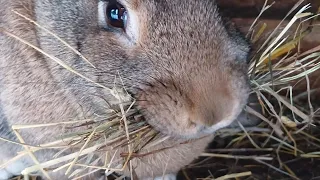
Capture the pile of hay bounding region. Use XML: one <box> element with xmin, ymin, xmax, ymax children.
<box><xmin>1</xmin><ymin>0</ymin><xmax>320</xmax><ymax>179</ymax></box>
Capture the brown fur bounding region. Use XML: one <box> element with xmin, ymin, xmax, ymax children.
<box><xmin>0</xmin><ymin>0</ymin><xmax>250</xmax><ymax>179</ymax></box>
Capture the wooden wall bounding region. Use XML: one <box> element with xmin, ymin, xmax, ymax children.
<box><xmin>216</xmin><ymin>0</ymin><xmax>320</xmax><ymax>19</ymax></box>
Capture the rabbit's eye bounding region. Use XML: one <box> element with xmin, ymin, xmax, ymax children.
<box><xmin>106</xmin><ymin>2</ymin><xmax>128</xmax><ymax>30</ymax></box>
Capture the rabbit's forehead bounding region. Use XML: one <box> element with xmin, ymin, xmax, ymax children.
<box><xmin>122</xmin><ymin>0</ymin><xmax>223</xmax><ymax>38</ymax></box>
<box><xmin>132</xmin><ymin>0</ymin><xmax>223</xmax><ymax>38</ymax></box>
<box><xmin>120</xmin><ymin>0</ymin><xmax>219</xmax><ymax>19</ymax></box>
<box><xmin>119</xmin><ymin>0</ymin><xmax>140</xmax><ymax>9</ymax></box>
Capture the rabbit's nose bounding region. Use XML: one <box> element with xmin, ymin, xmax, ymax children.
<box><xmin>188</xmin><ymin>96</ymin><xmax>242</xmax><ymax>128</ymax></box>
<box><xmin>189</xmin><ymin>106</ymin><xmax>217</xmax><ymax>127</ymax></box>
<box><xmin>189</xmin><ymin>103</ymin><xmax>223</xmax><ymax>127</ymax></box>
<box><xmin>186</xmin><ymin>80</ymin><xmax>245</xmax><ymax>128</ymax></box>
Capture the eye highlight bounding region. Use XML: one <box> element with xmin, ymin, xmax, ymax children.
<box><xmin>105</xmin><ymin>1</ymin><xmax>128</xmax><ymax>30</ymax></box>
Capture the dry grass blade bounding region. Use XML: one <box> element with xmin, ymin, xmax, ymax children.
<box><xmin>200</xmin><ymin>153</ymin><xmax>273</xmax><ymax>161</ymax></box>
<box><xmin>13</xmin><ymin>130</ymin><xmax>51</xmax><ymax>179</ymax></box>
<box><xmin>215</xmin><ymin>171</ymin><xmax>252</xmax><ymax>180</ymax></box>
<box><xmin>246</xmin><ymin>0</ymin><xmax>275</xmax><ymax>38</ymax></box>
<box><xmin>254</xmin><ymin>159</ymin><xmax>299</xmax><ymax>179</ymax></box>
<box><xmin>258</xmin><ymin>5</ymin><xmax>312</xmax><ymax>67</ymax></box>
<box><xmin>65</xmin><ymin>129</ymin><xmax>97</xmax><ymax>175</ymax></box>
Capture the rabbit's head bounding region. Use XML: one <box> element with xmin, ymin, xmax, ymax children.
<box><xmin>34</xmin><ymin>0</ymin><xmax>250</xmax><ymax>138</ymax></box>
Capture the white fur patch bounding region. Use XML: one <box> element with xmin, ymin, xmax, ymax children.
<box><xmin>98</xmin><ymin>1</ymin><xmax>108</xmax><ymax>28</ymax></box>
<box><xmin>0</xmin><ymin>160</ymin><xmax>27</xmax><ymax>180</ymax></box>
<box><xmin>143</xmin><ymin>174</ymin><xmax>177</xmax><ymax>180</ymax></box>
<box><xmin>5</xmin><ymin>161</ymin><xmax>26</xmax><ymax>176</ymax></box>
<box><xmin>123</xmin><ymin>8</ymin><xmax>139</xmax><ymax>43</ymax></box>
<box><xmin>0</xmin><ymin>169</ymin><xmax>12</xmax><ymax>180</ymax></box>
<box><xmin>154</xmin><ymin>174</ymin><xmax>177</xmax><ymax>180</ymax></box>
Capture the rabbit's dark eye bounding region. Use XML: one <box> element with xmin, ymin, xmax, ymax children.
<box><xmin>106</xmin><ymin>2</ymin><xmax>128</xmax><ymax>30</ymax></box>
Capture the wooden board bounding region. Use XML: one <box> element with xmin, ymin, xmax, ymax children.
<box><xmin>216</xmin><ymin>0</ymin><xmax>320</xmax><ymax>19</ymax></box>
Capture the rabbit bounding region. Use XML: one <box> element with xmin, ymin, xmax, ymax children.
<box><xmin>0</xmin><ymin>0</ymin><xmax>251</xmax><ymax>179</ymax></box>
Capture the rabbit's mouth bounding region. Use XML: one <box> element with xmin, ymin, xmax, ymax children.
<box><xmin>136</xmin><ymin>99</ymin><xmax>247</xmax><ymax>139</ymax></box>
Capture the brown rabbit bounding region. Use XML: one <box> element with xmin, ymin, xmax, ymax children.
<box><xmin>0</xmin><ymin>0</ymin><xmax>251</xmax><ymax>179</ymax></box>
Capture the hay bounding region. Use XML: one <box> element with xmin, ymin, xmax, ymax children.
<box><xmin>0</xmin><ymin>0</ymin><xmax>320</xmax><ymax>179</ymax></box>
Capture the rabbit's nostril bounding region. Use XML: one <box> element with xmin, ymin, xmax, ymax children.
<box><xmin>187</xmin><ymin>119</ymin><xmax>198</xmax><ymax>128</ymax></box>
<box><xmin>203</xmin><ymin>111</ymin><xmax>216</xmax><ymax>126</ymax></box>
<box><xmin>189</xmin><ymin>107</ymin><xmax>217</xmax><ymax>127</ymax></box>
